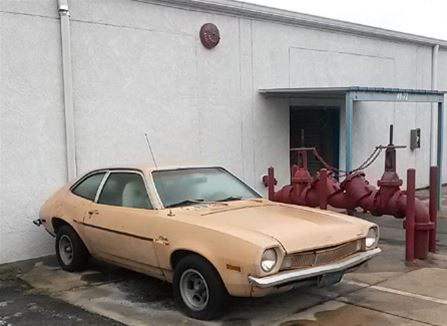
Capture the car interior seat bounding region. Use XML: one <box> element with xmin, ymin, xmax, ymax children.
<box><xmin>122</xmin><ymin>180</ymin><xmax>150</xmax><ymax>209</ymax></box>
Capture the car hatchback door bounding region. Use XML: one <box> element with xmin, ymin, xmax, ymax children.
<box><xmin>82</xmin><ymin>170</ymin><xmax>163</xmax><ymax>277</ymax></box>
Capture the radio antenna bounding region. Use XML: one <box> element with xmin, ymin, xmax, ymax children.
<box><xmin>144</xmin><ymin>133</ymin><xmax>158</xmax><ymax>169</ymax></box>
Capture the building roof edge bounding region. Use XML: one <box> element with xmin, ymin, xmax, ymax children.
<box><xmin>139</xmin><ymin>0</ymin><xmax>447</xmax><ymax>48</ymax></box>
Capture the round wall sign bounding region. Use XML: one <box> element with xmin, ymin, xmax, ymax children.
<box><xmin>199</xmin><ymin>23</ymin><xmax>220</xmax><ymax>49</ymax></box>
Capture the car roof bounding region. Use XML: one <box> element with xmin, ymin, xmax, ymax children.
<box><xmin>85</xmin><ymin>163</ymin><xmax>224</xmax><ymax>174</ymax></box>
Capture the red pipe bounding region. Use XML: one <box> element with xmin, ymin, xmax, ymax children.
<box><xmin>319</xmin><ymin>169</ymin><xmax>328</xmax><ymax>210</ymax></box>
<box><xmin>429</xmin><ymin>166</ymin><xmax>438</xmax><ymax>252</ymax></box>
<box><xmin>270</xmin><ymin>165</ymin><xmax>433</xmax><ymax>259</ymax></box>
<box><xmin>406</xmin><ymin>169</ymin><xmax>415</xmax><ymax>262</ymax></box>
<box><xmin>267</xmin><ymin>166</ymin><xmax>275</xmax><ymax>201</ymax></box>
<box><xmin>268</xmin><ymin>130</ymin><xmax>433</xmax><ymax>260</ymax></box>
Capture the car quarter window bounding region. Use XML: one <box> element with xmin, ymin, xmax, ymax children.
<box><xmin>71</xmin><ymin>172</ymin><xmax>106</xmax><ymax>201</ymax></box>
<box><xmin>98</xmin><ymin>172</ymin><xmax>153</xmax><ymax>209</ymax></box>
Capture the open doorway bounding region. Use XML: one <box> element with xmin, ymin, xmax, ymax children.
<box><xmin>290</xmin><ymin>106</ymin><xmax>340</xmax><ymax>176</ymax></box>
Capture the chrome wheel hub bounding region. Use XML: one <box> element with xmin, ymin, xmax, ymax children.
<box><xmin>58</xmin><ymin>235</ymin><xmax>73</xmax><ymax>266</ymax></box>
<box><xmin>179</xmin><ymin>269</ymin><xmax>209</xmax><ymax>311</ymax></box>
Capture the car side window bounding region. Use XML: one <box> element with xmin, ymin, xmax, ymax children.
<box><xmin>98</xmin><ymin>172</ymin><xmax>152</xmax><ymax>209</ymax></box>
<box><xmin>71</xmin><ymin>173</ymin><xmax>105</xmax><ymax>201</ymax></box>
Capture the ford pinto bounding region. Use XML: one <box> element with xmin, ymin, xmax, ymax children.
<box><xmin>35</xmin><ymin>165</ymin><xmax>381</xmax><ymax>320</ymax></box>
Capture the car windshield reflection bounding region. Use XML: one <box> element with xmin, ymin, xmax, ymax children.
<box><xmin>152</xmin><ymin>167</ymin><xmax>260</xmax><ymax>208</ymax></box>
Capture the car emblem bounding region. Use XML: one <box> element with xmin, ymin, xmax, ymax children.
<box><xmin>155</xmin><ymin>235</ymin><xmax>170</xmax><ymax>246</ymax></box>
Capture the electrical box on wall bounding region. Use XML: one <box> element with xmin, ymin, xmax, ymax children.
<box><xmin>410</xmin><ymin>128</ymin><xmax>421</xmax><ymax>150</ymax></box>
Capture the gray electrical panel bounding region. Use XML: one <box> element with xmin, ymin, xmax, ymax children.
<box><xmin>410</xmin><ymin>128</ymin><xmax>421</xmax><ymax>150</ymax></box>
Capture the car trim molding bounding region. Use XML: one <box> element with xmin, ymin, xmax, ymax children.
<box><xmin>94</xmin><ymin>171</ymin><xmax>111</xmax><ymax>202</ymax></box>
<box><xmin>101</xmin><ymin>252</ymin><xmax>162</xmax><ymax>271</ymax></box>
<box><xmin>248</xmin><ymin>248</ymin><xmax>381</xmax><ymax>288</ymax></box>
<box><xmin>73</xmin><ymin>219</ymin><xmax>154</xmax><ymax>242</ymax></box>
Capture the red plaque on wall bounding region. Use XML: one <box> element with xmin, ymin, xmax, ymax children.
<box><xmin>200</xmin><ymin>23</ymin><xmax>220</xmax><ymax>49</ymax></box>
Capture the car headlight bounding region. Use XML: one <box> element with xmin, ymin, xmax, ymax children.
<box><xmin>366</xmin><ymin>227</ymin><xmax>378</xmax><ymax>248</ymax></box>
<box><xmin>261</xmin><ymin>248</ymin><xmax>277</xmax><ymax>272</ymax></box>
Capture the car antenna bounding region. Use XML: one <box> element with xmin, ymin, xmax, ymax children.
<box><xmin>144</xmin><ymin>133</ymin><xmax>158</xmax><ymax>169</ymax></box>
<box><xmin>145</xmin><ymin>133</ymin><xmax>171</xmax><ymax>215</ymax></box>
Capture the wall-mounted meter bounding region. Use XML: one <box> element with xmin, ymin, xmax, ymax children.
<box><xmin>410</xmin><ymin>128</ymin><xmax>421</xmax><ymax>150</ymax></box>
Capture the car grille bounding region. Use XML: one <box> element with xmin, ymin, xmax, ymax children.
<box><xmin>281</xmin><ymin>239</ymin><xmax>363</xmax><ymax>270</ymax></box>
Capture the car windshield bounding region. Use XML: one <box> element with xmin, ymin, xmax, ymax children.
<box><xmin>152</xmin><ymin>167</ymin><xmax>261</xmax><ymax>208</ymax></box>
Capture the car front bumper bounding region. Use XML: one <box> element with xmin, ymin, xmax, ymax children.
<box><xmin>248</xmin><ymin>247</ymin><xmax>381</xmax><ymax>288</ymax></box>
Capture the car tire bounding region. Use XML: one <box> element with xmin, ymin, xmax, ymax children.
<box><xmin>173</xmin><ymin>254</ymin><xmax>228</xmax><ymax>320</ymax></box>
<box><xmin>55</xmin><ymin>225</ymin><xmax>89</xmax><ymax>272</ymax></box>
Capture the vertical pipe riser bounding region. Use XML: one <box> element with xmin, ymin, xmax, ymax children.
<box><xmin>319</xmin><ymin>169</ymin><xmax>328</xmax><ymax>210</ymax></box>
<box><xmin>437</xmin><ymin>102</ymin><xmax>444</xmax><ymax>209</ymax></box>
<box><xmin>345</xmin><ymin>93</ymin><xmax>353</xmax><ymax>172</ymax></box>
<box><xmin>430</xmin><ymin>44</ymin><xmax>439</xmax><ymax>166</ymax></box>
<box><xmin>405</xmin><ymin>169</ymin><xmax>415</xmax><ymax>262</ymax></box>
<box><xmin>58</xmin><ymin>0</ymin><xmax>77</xmax><ymax>180</ymax></box>
<box><xmin>267</xmin><ymin>167</ymin><xmax>275</xmax><ymax>201</ymax></box>
<box><xmin>429</xmin><ymin>166</ymin><xmax>438</xmax><ymax>252</ymax></box>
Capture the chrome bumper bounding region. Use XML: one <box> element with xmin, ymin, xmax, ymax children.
<box><xmin>248</xmin><ymin>248</ymin><xmax>381</xmax><ymax>288</ymax></box>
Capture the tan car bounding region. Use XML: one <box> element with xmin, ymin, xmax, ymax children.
<box><xmin>35</xmin><ymin>165</ymin><xmax>381</xmax><ymax>320</ymax></box>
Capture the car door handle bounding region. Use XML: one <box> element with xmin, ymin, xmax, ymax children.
<box><xmin>88</xmin><ymin>209</ymin><xmax>99</xmax><ymax>215</ymax></box>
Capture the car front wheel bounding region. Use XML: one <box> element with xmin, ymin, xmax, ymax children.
<box><xmin>55</xmin><ymin>225</ymin><xmax>89</xmax><ymax>272</ymax></box>
<box><xmin>173</xmin><ymin>255</ymin><xmax>228</xmax><ymax>320</ymax></box>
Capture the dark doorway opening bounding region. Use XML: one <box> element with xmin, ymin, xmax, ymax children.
<box><xmin>290</xmin><ymin>106</ymin><xmax>340</xmax><ymax>176</ymax></box>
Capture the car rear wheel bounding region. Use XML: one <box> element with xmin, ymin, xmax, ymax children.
<box><xmin>173</xmin><ymin>255</ymin><xmax>228</xmax><ymax>320</ymax></box>
<box><xmin>55</xmin><ymin>225</ymin><xmax>89</xmax><ymax>272</ymax></box>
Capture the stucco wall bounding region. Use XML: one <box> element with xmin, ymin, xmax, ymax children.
<box><xmin>1</xmin><ymin>0</ymin><xmax>446</xmax><ymax>263</ymax></box>
<box><xmin>1</xmin><ymin>3</ymin><xmax>65</xmax><ymax>263</ymax></box>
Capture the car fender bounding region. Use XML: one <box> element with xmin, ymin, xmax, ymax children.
<box><xmin>153</xmin><ymin>219</ymin><xmax>278</xmax><ymax>296</ymax></box>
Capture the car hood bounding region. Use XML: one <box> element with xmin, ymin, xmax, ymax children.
<box><xmin>177</xmin><ymin>200</ymin><xmax>373</xmax><ymax>253</ymax></box>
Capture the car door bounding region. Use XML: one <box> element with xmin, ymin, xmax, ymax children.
<box><xmin>82</xmin><ymin>170</ymin><xmax>162</xmax><ymax>277</ymax></box>
<box><xmin>68</xmin><ymin>171</ymin><xmax>107</xmax><ymax>234</ymax></box>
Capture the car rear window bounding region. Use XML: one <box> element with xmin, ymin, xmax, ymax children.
<box><xmin>71</xmin><ymin>173</ymin><xmax>105</xmax><ymax>201</ymax></box>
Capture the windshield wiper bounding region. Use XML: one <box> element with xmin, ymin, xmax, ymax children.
<box><xmin>166</xmin><ymin>196</ymin><xmax>242</xmax><ymax>208</ymax></box>
<box><xmin>216</xmin><ymin>196</ymin><xmax>242</xmax><ymax>202</ymax></box>
<box><xmin>166</xmin><ymin>199</ymin><xmax>206</xmax><ymax>208</ymax></box>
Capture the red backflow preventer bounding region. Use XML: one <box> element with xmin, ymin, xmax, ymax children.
<box><xmin>264</xmin><ymin>126</ymin><xmax>437</xmax><ymax>261</ymax></box>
